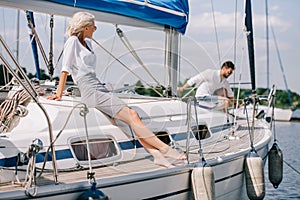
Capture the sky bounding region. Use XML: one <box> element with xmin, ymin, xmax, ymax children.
<box><xmin>186</xmin><ymin>0</ymin><xmax>300</xmax><ymax>95</ymax></box>
<box><xmin>0</xmin><ymin>0</ymin><xmax>299</xmax><ymax>95</ymax></box>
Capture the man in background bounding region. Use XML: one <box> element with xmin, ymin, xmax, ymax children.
<box><xmin>178</xmin><ymin>61</ymin><xmax>235</xmax><ymax>111</ymax></box>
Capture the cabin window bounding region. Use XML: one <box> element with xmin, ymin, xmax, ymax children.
<box><xmin>156</xmin><ymin>131</ymin><xmax>171</xmax><ymax>144</ymax></box>
<box><xmin>71</xmin><ymin>138</ymin><xmax>118</xmax><ymax>161</ymax></box>
<box><xmin>192</xmin><ymin>125</ymin><xmax>211</xmax><ymax>140</ymax></box>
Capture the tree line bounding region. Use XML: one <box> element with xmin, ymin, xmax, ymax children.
<box><xmin>134</xmin><ymin>80</ymin><xmax>300</xmax><ymax>110</ymax></box>
<box><xmin>1</xmin><ymin>64</ymin><xmax>299</xmax><ymax>110</ymax></box>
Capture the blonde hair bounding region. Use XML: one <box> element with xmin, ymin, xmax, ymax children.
<box><xmin>66</xmin><ymin>12</ymin><xmax>95</xmax><ymax>37</ymax></box>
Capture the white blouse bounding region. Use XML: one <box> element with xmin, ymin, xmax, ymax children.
<box><xmin>61</xmin><ymin>36</ymin><xmax>96</xmax><ymax>84</ymax></box>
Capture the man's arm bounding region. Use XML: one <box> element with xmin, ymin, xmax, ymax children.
<box><xmin>177</xmin><ymin>82</ymin><xmax>190</xmax><ymax>94</ymax></box>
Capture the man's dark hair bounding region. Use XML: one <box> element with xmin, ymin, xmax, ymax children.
<box><xmin>222</xmin><ymin>61</ymin><xmax>235</xmax><ymax>70</ymax></box>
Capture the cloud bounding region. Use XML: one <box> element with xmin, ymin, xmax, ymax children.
<box><xmin>187</xmin><ymin>9</ymin><xmax>291</xmax><ymax>37</ymax></box>
<box><xmin>188</xmin><ymin>12</ymin><xmax>241</xmax><ymax>35</ymax></box>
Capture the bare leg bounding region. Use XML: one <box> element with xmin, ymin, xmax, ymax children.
<box><xmin>114</xmin><ymin>107</ymin><xmax>186</xmax><ymax>162</ymax></box>
<box><xmin>138</xmin><ymin>139</ymin><xmax>174</xmax><ymax>168</ymax></box>
<box><xmin>115</xmin><ymin>107</ymin><xmax>167</xmax><ymax>149</ymax></box>
<box><xmin>214</xmin><ymin>88</ymin><xmax>230</xmax><ymax>112</ymax></box>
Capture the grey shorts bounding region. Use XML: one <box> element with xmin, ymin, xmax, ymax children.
<box><xmin>77</xmin><ymin>73</ymin><xmax>127</xmax><ymax>117</ymax></box>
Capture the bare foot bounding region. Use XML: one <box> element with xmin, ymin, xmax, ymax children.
<box><xmin>160</xmin><ymin>146</ymin><xmax>186</xmax><ymax>160</ymax></box>
<box><xmin>152</xmin><ymin>150</ymin><xmax>174</xmax><ymax>168</ymax></box>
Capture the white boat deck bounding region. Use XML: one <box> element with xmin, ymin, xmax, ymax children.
<box><xmin>0</xmin><ymin>119</ymin><xmax>270</xmax><ymax>195</ymax></box>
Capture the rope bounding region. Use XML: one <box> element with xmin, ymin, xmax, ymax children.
<box><xmin>100</xmin><ymin>25</ymin><xmax>118</xmax><ymax>81</ymax></box>
<box><xmin>24</xmin><ymin>151</ymin><xmax>38</xmax><ymax>197</ymax></box>
<box><xmin>80</xmin><ymin>104</ymin><xmax>94</xmax><ymax>183</ymax></box>
<box><xmin>283</xmin><ymin>159</ymin><xmax>300</xmax><ymax>175</ymax></box>
<box><xmin>0</xmin><ymin>80</ymin><xmax>13</xmax><ymax>90</ymax></box>
<box><xmin>243</xmin><ymin>98</ymin><xmax>254</xmax><ymax>149</ymax></box>
<box><xmin>0</xmin><ymin>88</ymin><xmax>32</xmax><ymax>133</ymax></box>
<box><xmin>92</xmin><ymin>38</ymin><xmax>164</xmax><ymax>97</ymax></box>
<box><xmin>23</xmin><ymin>138</ymin><xmax>43</xmax><ymax>197</ymax></box>
<box><xmin>181</xmin><ymin>86</ymin><xmax>196</xmax><ymax>99</ymax></box>
<box><xmin>116</xmin><ymin>27</ymin><xmax>161</xmax><ymax>85</ymax></box>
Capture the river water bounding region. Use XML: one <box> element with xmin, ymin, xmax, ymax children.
<box><xmin>264</xmin><ymin>121</ymin><xmax>300</xmax><ymax>199</ymax></box>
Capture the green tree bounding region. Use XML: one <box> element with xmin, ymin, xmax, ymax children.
<box><xmin>147</xmin><ymin>85</ymin><xmax>163</xmax><ymax>97</ymax></box>
<box><xmin>134</xmin><ymin>80</ymin><xmax>146</xmax><ymax>95</ymax></box>
<box><xmin>0</xmin><ymin>64</ymin><xmax>12</xmax><ymax>86</ymax></box>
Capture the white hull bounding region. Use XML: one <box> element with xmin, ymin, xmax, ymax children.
<box><xmin>234</xmin><ymin>104</ymin><xmax>292</xmax><ymax>121</ymax></box>
<box><xmin>263</xmin><ymin>106</ymin><xmax>292</xmax><ymax>121</ymax></box>
<box><xmin>0</xmin><ymin>1</ymin><xmax>272</xmax><ymax>198</ymax></box>
<box><xmin>0</xmin><ymin>94</ymin><xmax>272</xmax><ymax>200</ymax></box>
<box><xmin>0</xmin><ymin>145</ymin><xmax>270</xmax><ymax>200</ymax></box>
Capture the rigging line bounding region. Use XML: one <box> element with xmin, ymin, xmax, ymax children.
<box><xmin>233</xmin><ymin>47</ymin><xmax>245</xmax><ymax>126</ymax></box>
<box><xmin>40</xmin><ymin>96</ymin><xmax>173</xmax><ymax>109</ymax></box>
<box><xmin>181</xmin><ymin>86</ymin><xmax>196</xmax><ymax>99</ymax></box>
<box><xmin>18</xmin><ymin>35</ymin><xmax>36</xmax><ymax>73</ymax></box>
<box><xmin>283</xmin><ymin>159</ymin><xmax>300</xmax><ymax>175</ymax></box>
<box><xmin>210</xmin><ymin>0</ymin><xmax>221</xmax><ymax>66</ymax></box>
<box><xmin>26</xmin><ymin>11</ymin><xmax>50</xmax><ymax>69</ymax></box>
<box><xmin>116</xmin><ymin>27</ymin><xmax>161</xmax><ymax>85</ymax></box>
<box><xmin>82</xmin><ymin>105</ymin><xmax>93</xmax><ymax>179</ymax></box>
<box><xmin>270</xmin><ymin>22</ymin><xmax>293</xmax><ymax>107</ymax></box>
<box><xmin>100</xmin><ymin>25</ymin><xmax>118</xmax><ymax>81</ymax></box>
<box><xmin>220</xmin><ymin>31</ymin><xmax>244</xmax><ymax>62</ymax></box>
<box><xmin>244</xmin><ymin>101</ymin><xmax>254</xmax><ymax>149</ymax></box>
<box><xmin>92</xmin><ymin>38</ymin><xmax>164</xmax><ymax>97</ymax></box>
<box><xmin>54</xmin><ymin>48</ymin><xmax>64</xmax><ymax>71</ymax></box>
<box><xmin>272</xmin><ymin>113</ymin><xmax>276</xmax><ymax>141</ymax></box>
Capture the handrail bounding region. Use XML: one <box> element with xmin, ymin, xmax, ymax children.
<box><xmin>0</xmin><ymin>36</ymin><xmax>58</xmax><ymax>183</ymax></box>
<box><xmin>0</xmin><ymin>35</ymin><xmax>38</xmax><ymax>98</ymax></box>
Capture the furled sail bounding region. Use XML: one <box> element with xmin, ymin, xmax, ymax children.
<box><xmin>244</xmin><ymin>0</ymin><xmax>256</xmax><ymax>91</ymax></box>
<box><xmin>0</xmin><ymin>0</ymin><xmax>189</xmax><ymax>34</ymax></box>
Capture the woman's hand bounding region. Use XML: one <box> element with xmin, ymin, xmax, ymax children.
<box><xmin>47</xmin><ymin>71</ymin><xmax>69</xmax><ymax>101</ymax></box>
<box><xmin>47</xmin><ymin>94</ymin><xmax>62</xmax><ymax>101</ymax></box>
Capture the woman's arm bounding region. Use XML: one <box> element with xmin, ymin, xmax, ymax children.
<box><xmin>47</xmin><ymin>71</ymin><xmax>69</xmax><ymax>100</ymax></box>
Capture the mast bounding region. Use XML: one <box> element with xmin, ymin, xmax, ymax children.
<box><xmin>26</xmin><ymin>11</ymin><xmax>41</xmax><ymax>79</ymax></box>
<box><xmin>166</xmin><ymin>27</ymin><xmax>180</xmax><ymax>97</ymax></box>
<box><xmin>245</xmin><ymin>0</ymin><xmax>256</xmax><ymax>91</ymax></box>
